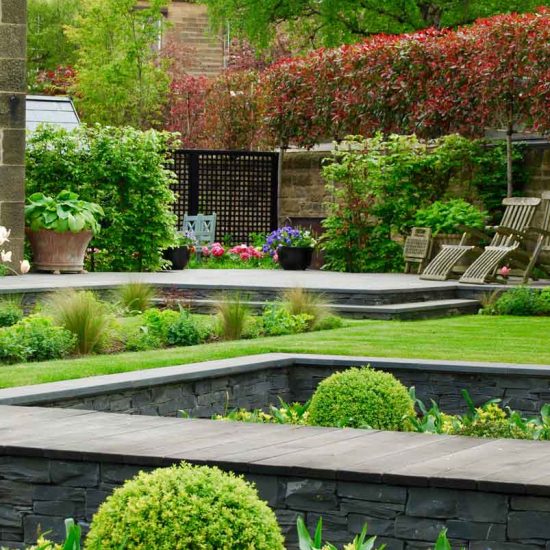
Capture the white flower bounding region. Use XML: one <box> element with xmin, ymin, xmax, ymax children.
<box><xmin>1</xmin><ymin>250</ymin><xmax>12</xmax><ymax>263</ymax></box>
<box><xmin>0</xmin><ymin>226</ymin><xmax>10</xmax><ymax>247</ymax></box>
<box><xmin>20</xmin><ymin>260</ymin><xmax>30</xmax><ymax>274</ymax></box>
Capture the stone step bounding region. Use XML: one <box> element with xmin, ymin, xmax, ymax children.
<box><xmin>339</xmin><ymin>299</ymin><xmax>481</xmax><ymax>320</ymax></box>
<box><xmin>156</xmin><ymin>298</ymin><xmax>480</xmax><ymax>321</ymax></box>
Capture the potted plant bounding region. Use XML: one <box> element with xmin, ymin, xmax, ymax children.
<box><xmin>25</xmin><ymin>191</ymin><xmax>104</xmax><ymax>273</ymax></box>
<box><xmin>263</xmin><ymin>226</ymin><xmax>317</xmax><ymax>270</ymax></box>
<box><xmin>163</xmin><ymin>230</ymin><xmax>197</xmax><ymax>270</ymax></box>
<box><xmin>414</xmin><ymin>199</ymin><xmax>488</xmax><ymax>258</ymax></box>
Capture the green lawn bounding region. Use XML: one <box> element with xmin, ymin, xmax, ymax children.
<box><xmin>0</xmin><ymin>315</ymin><xmax>548</xmax><ymax>389</ymax></box>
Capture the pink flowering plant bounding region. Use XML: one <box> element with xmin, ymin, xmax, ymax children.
<box><xmin>0</xmin><ymin>226</ymin><xmax>31</xmax><ymax>275</ymax></box>
<box><xmin>193</xmin><ymin>240</ymin><xmax>273</xmax><ymax>269</ymax></box>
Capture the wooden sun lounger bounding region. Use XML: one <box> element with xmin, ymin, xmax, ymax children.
<box><xmin>460</xmin><ymin>193</ymin><xmax>550</xmax><ymax>284</ymax></box>
<box><xmin>420</xmin><ymin>197</ymin><xmax>541</xmax><ymax>281</ymax></box>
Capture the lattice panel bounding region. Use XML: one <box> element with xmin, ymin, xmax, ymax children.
<box><xmin>171</xmin><ymin>150</ymin><xmax>278</xmax><ymax>244</ymax></box>
<box><xmin>171</xmin><ymin>151</ymin><xmax>190</xmax><ymax>228</ymax></box>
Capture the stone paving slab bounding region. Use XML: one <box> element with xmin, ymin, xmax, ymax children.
<box><xmin>1</xmin><ymin>270</ymin><xmax>547</xmax><ymax>296</ymax></box>
<box><xmin>2</xmin><ymin>405</ymin><xmax>550</xmax><ymax>495</ymax></box>
<box><xmin>0</xmin><ymin>271</ymin><xmax>461</xmax><ymax>294</ymax></box>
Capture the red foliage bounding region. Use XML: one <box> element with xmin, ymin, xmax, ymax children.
<box><xmin>203</xmin><ymin>69</ymin><xmax>271</xmax><ymax>150</ymax></box>
<box><xmin>33</xmin><ymin>66</ymin><xmax>76</xmax><ymax>96</ymax></box>
<box><xmin>227</xmin><ymin>36</ymin><xmax>292</xmax><ymax>71</ymax></box>
<box><xmin>261</xmin><ymin>10</ymin><xmax>550</xmax><ymax>147</ymax></box>
<box><xmin>163</xmin><ymin>39</ymin><xmax>211</xmax><ymax>147</ymax></box>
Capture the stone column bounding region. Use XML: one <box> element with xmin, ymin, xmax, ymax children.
<box><xmin>0</xmin><ymin>0</ymin><xmax>26</xmax><ymax>271</ymax></box>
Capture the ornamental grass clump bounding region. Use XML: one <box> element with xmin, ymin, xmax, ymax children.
<box><xmin>114</xmin><ymin>282</ymin><xmax>157</xmax><ymax>314</ymax></box>
<box><xmin>308</xmin><ymin>367</ymin><xmax>415</xmax><ymax>430</ymax></box>
<box><xmin>48</xmin><ymin>290</ymin><xmax>111</xmax><ymax>354</ymax></box>
<box><xmin>215</xmin><ymin>293</ymin><xmax>250</xmax><ymax>340</ymax></box>
<box><xmin>281</xmin><ymin>287</ymin><xmax>330</xmax><ymax>328</ymax></box>
<box><xmin>85</xmin><ymin>463</ymin><xmax>285</xmax><ymax>550</ymax></box>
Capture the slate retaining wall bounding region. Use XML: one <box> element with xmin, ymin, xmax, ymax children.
<box><xmin>28</xmin><ymin>358</ymin><xmax>550</xmax><ymax>417</ymax></box>
<box><xmin>2</xmin><ymin>454</ymin><xmax>550</xmax><ymax>549</ymax></box>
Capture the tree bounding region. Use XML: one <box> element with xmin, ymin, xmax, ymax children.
<box><xmin>66</xmin><ymin>0</ymin><xmax>170</xmax><ymax>129</ymax></box>
<box><xmin>27</xmin><ymin>0</ymin><xmax>80</xmax><ymax>89</ymax></box>
<box><xmin>203</xmin><ymin>0</ymin><xmax>549</xmax><ymax>49</ymax></box>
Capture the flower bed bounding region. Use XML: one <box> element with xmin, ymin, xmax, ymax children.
<box><xmin>0</xmin><ymin>285</ymin><xmax>342</xmax><ymax>366</ymax></box>
<box><xmin>213</xmin><ymin>366</ymin><xmax>550</xmax><ymax>442</ymax></box>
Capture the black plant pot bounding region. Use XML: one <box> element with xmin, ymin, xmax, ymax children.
<box><xmin>164</xmin><ymin>246</ymin><xmax>190</xmax><ymax>270</ymax></box>
<box><xmin>278</xmin><ymin>246</ymin><xmax>314</xmax><ymax>271</ymax></box>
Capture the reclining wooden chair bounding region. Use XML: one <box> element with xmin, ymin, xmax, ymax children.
<box><xmin>460</xmin><ymin>192</ymin><xmax>550</xmax><ymax>284</ymax></box>
<box><xmin>521</xmin><ymin>191</ymin><xmax>550</xmax><ymax>283</ymax></box>
<box><xmin>421</xmin><ymin>197</ymin><xmax>541</xmax><ymax>281</ymax></box>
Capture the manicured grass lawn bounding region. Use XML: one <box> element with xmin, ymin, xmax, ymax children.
<box><xmin>1</xmin><ymin>316</ymin><xmax>549</xmax><ymax>389</ymax></box>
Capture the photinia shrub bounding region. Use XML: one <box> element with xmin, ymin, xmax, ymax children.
<box><xmin>260</xmin><ymin>10</ymin><xmax>550</xmax><ymax>147</ymax></box>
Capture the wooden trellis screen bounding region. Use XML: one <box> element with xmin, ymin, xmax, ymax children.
<box><xmin>171</xmin><ymin>149</ymin><xmax>279</xmax><ymax>244</ymax></box>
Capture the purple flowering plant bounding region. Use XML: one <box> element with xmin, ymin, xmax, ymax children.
<box><xmin>262</xmin><ymin>226</ymin><xmax>316</xmax><ymax>256</ymax></box>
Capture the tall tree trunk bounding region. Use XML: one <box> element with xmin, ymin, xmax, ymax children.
<box><xmin>506</xmin><ymin>123</ymin><xmax>514</xmax><ymax>198</ymax></box>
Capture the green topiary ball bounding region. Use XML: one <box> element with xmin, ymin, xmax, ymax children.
<box><xmin>308</xmin><ymin>367</ymin><xmax>415</xmax><ymax>430</ymax></box>
<box><xmin>85</xmin><ymin>463</ymin><xmax>285</xmax><ymax>550</ymax></box>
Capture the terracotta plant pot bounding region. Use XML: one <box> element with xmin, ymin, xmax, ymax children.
<box><xmin>163</xmin><ymin>246</ymin><xmax>190</xmax><ymax>270</ymax></box>
<box><xmin>278</xmin><ymin>246</ymin><xmax>314</xmax><ymax>270</ymax></box>
<box><xmin>26</xmin><ymin>228</ymin><xmax>93</xmax><ymax>273</ymax></box>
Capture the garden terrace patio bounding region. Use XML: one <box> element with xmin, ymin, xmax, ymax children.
<box><xmin>1</xmin><ymin>270</ymin><xmax>549</xmax><ymax>320</ymax></box>
<box><xmin>4</xmin><ymin>351</ymin><xmax>550</xmax><ymax>549</ymax></box>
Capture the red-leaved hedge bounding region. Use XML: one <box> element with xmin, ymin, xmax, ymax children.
<box><xmin>260</xmin><ymin>9</ymin><xmax>550</xmax><ymax>148</ymax></box>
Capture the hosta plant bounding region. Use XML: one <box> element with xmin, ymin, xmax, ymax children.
<box><xmin>25</xmin><ymin>191</ymin><xmax>104</xmax><ymax>234</ymax></box>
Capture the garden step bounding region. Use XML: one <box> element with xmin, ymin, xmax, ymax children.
<box><xmin>338</xmin><ymin>298</ymin><xmax>480</xmax><ymax>320</ymax></box>
<box><xmin>158</xmin><ymin>298</ymin><xmax>480</xmax><ymax>321</ymax></box>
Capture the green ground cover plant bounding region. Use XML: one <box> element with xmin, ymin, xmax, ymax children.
<box><xmin>0</xmin><ymin>288</ymin><xmax>342</xmax><ymax>369</ymax></box>
<box><xmin>0</xmin><ymin>299</ymin><xmax>23</xmax><ymax>328</ymax></box>
<box><xmin>481</xmin><ymin>287</ymin><xmax>550</xmax><ymax>316</ymax></box>
<box><xmin>0</xmin><ymin>315</ymin><xmax>547</xmax><ymax>389</ymax></box>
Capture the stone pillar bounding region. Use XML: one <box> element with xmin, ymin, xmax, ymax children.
<box><xmin>0</xmin><ymin>0</ymin><xmax>26</xmax><ymax>271</ymax></box>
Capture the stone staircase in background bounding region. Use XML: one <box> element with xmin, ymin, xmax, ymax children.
<box><xmin>166</xmin><ymin>2</ymin><xmax>225</xmax><ymax>77</ymax></box>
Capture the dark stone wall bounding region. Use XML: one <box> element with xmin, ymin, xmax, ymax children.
<box><xmin>2</xmin><ymin>454</ymin><xmax>550</xmax><ymax>549</ymax></box>
<box><xmin>42</xmin><ymin>363</ymin><xmax>550</xmax><ymax>418</ymax></box>
<box><xmin>0</xmin><ymin>0</ymin><xmax>26</xmax><ymax>271</ymax></box>
<box><xmin>45</xmin><ymin>367</ymin><xmax>292</xmax><ymax>418</ymax></box>
<box><xmin>289</xmin><ymin>365</ymin><xmax>550</xmax><ymax>415</ymax></box>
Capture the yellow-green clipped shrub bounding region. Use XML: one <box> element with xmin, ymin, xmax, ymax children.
<box><xmin>450</xmin><ymin>403</ymin><xmax>534</xmax><ymax>440</ymax></box>
<box><xmin>85</xmin><ymin>463</ymin><xmax>285</xmax><ymax>550</ymax></box>
<box><xmin>308</xmin><ymin>367</ymin><xmax>414</xmax><ymax>430</ymax></box>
